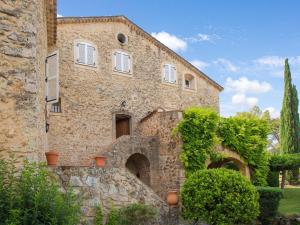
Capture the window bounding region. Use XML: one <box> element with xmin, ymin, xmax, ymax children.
<box><xmin>50</xmin><ymin>97</ymin><xmax>61</xmax><ymax>113</ymax></box>
<box><xmin>117</xmin><ymin>33</ymin><xmax>127</xmax><ymax>44</ymax></box>
<box><xmin>163</xmin><ymin>64</ymin><xmax>176</xmax><ymax>84</ymax></box>
<box><xmin>75</xmin><ymin>42</ymin><xmax>96</xmax><ymax>67</ymax></box>
<box><xmin>184</xmin><ymin>74</ymin><xmax>196</xmax><ymax>90</ymax></box>
<box><xmin>46</xmin><ymin>51</ymin><xmax>59</xmax><ymax>103</ymax></box>
<box><xmin>113</xmin><ymin>51</ymin><xmax>131</xmax><ymax>74</ymax></box>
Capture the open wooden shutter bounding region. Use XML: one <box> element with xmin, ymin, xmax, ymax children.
<box><xmin>115</xmin><ymin>52</ymin><xmax>122</xmax><ymax>71</ymax></box>
<box><xmin>86</xmin><ymin>45</ymin><xmax>95</xmax><ymax>66</ymax></box>
<box><xmin>76</xmin><ymin>43</ymin><xmax>86</xmax><ymax>64</ymax></box>
<box><xmin>164</xmin><ymin>65</ymin><xmax>170</xmax><ymax>82</ymax></box>
<box><xmin>46</xmin><ymin>51</ymin><xmax>59</xmax><ymax>103</ymax></box>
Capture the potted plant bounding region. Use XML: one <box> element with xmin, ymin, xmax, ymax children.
<box><xmin>95</xmin><ymin>156</ymin><xmax>106</xmax><ymax>168</ymax></box>
<box><xmin>45</xmin><ymin>151</ymin><xmax>59</xmax><ymax>166</ymax></box>
<box><xmin>167</xmin><ymin>190</ymin><xmax>179</xmax><ymax>206</ymax></box>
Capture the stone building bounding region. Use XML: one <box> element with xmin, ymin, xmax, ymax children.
<box><xmin>0</xmin><ymin>0</ymin><xmax>57</xmax><ymax>163</ymax></box>
<box><xmin>49</xmin><ymin>16</ymin><xmax>223</xmax><ymax>201</ymax></box>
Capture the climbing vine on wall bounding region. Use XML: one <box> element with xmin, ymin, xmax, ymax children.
<box><xmin>175</xmin><ymin>107</ymin><xmax>270</xmax><ymax>186</ymax></box>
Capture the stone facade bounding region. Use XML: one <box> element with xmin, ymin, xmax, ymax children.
<box><xmin>52</xmin><ymin>166</ymin><xmax>170</xmax><ymax>225</ymax></box>
<box><xmin>0</xmin><ymin>0</ymin><xmax>57</xmax><ymax>163</ymax></box>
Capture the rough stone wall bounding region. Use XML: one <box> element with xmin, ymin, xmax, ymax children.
<box><xmin>52</xmin><ymin>166</ymin><xmax>170</xmax><ymax>225</ymax></box>
<box><xmin>0</xmin><ymin>0</ymin><xmax>50</xmax><ymax>163</ymax></box>
<box><xmin>138</xmin><ymin>111</ymin><xmax>185</xmax><ymax>200</ymax></box>
<box><xmin>49</xmin><ymin>20</ymin><xmax>220</xmax><ymax>166</ymax></box>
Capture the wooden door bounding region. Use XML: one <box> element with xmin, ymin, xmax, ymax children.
<box><xmin>116</xmin><ymin>117</ymin><xmax>130</xmax><ymax>138</ymax></box>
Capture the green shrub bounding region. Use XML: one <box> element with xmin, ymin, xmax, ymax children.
<box><xmin>267</xmin><ymin>171</ymin><xmax>280</xmax><ymax>187</ymax></box>
<box><xmin>106</xmin><ymin>207</ymin><xmax>120</xmax><ymax>225</ymax></box>
<box><xmin>95</xmin><ymin>205</ymin><xmax>103</xmax><ymax>225</ymax></box>
<box><xmin>0</xmin><ymin>157</ymin><xmax>80</xmax><ymax>225</ymax></box>
<box><xmin>106</xmin><ymin>203</ymin><xmax>157</xmax><ymax>225</ymax></box>
<box><xmin>181</xmin><ymin>168</ymin><xmax>259</xmax><ymax>225</ymax></box>
<box><xmin>118</xmin><ymin>203</ymin><xmax>157</xmax><ymax>225</ymax></box>
<box><xmin>257</xmin><ymin>187</ymin><xmax>283</xmax><ymax>225</ymax></box>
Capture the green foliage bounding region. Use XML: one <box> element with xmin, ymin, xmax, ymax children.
<box><xmin>95</xmin><ymin>205</ymin><xmax>103</xmax><ymax>225</ymax></box>
<box><xmin>0</xmin><ymin>157</ymin><xmax>80</xmax><ymax>225</ymax></box>
<box><xmin>257</xmin><ymin>187</ymin><xmax>283</xmax><ymax>225</ymax></box>
<box><xmin>181</xmin><ymin>169</ymin><xmax>259</xmax><ymax>225</ymax></box>
<box><xmin>267</xmin><ymin>171</ymin><xmax>280</xmax><ymax>187</ymax></box>
<box><xmin>106</xmin><ymin>203</ymin><xmax>157</xmax><ymax>225</ymax></box>
<box><xmin>280</xmin><ymin>59</ymin><xmax>299</xmax><ymax>154</ymax></box>
<box><xmin>218</xmin><ymin>115</ymin><xmax>270</xmax><ymax>186</ymax></box>
<box><xmin>270</xmin><ymin>153</ymin><xmax>300</xmax><ymax>171</ymax></box>
<box><xmin>174</xmin><ymin>107</ymin><xmax>219</xmax><ymax>174</ymax></box>
<box><xmin>106</xmin><ymin>207</ymin><xmax>119</xmax><ymax>225</ymax></box>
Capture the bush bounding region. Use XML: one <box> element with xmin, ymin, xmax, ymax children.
<box><xmin>106</xmin><ymin>203</ymin><xmax>157</xmax><ymax>225</ymax></box>
<box><xmin>0</xmin><ymin>157</ymin><xmax>80</xmax><ymax>225</ymax></box>
<box><xmin>95</xmin><ymin>205</ymin><xmax>103</xmax><ymax>225</ymax></box>
<box><xmin>181</xmin><ymin>168</ymin><xmax>259</xmax><ymax>225</ymax></box>
<box><xmin>267</xmin><ymin>171</ymin><xmax>280</xmax><ymax>187</ymax></box>
<box><xmin>257</xmin><ymin>187</ymin><xmax>283</xmax><ymax>225</ymax></box>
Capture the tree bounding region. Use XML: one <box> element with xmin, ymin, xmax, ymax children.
<box><xmin>181</xmin><ymin>169</ymin><xmax>259</xmax><ymax>225</ymax></box>
<box><xmin>280</xmin><ymin>59</ymin><xmax>300</xmax><ymax>185</ymax></box>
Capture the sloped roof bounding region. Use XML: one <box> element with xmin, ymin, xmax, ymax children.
<box><xmin>57</xmin><ymin>15</ymin><xmax>223</xmax><ymax>91</ymax></box>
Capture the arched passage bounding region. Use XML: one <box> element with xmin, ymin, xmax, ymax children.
<box><xmin>206</xmin><ymin>147</ymin><xmax>251</xmax><ymax>179</ymax></box>
<box><xmin>125</xmin><ymin>153</ymin><xmax>151</xmax><ymax>186</ymax></box>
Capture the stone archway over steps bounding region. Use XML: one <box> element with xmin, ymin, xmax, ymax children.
<box><xmin>126</xmin><ymin>153</ymin><xmax>151</xmax><ymax>186</ymax></box>
<box><xmin>205</xmin><ymin>146</ymin><xmax>251</xmax><ymax>179</ymax></box>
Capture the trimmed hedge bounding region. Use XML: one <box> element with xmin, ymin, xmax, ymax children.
<box><xmin>257</xmin><ymin>187</ymin><xmax>283</xmax><ymax>225</ymax></box>
<box><xmin>270</xmin><ymin>153</ymin><xmax>300</xmax><ymax>171</ymax></box>
<box><xmin>181</xmin><ymin>169</ymin><xmax>259</xmax><ymax>225</ymax></box>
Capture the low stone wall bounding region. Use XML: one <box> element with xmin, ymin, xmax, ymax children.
<box><xmin>51</xmin><ymin>166</ymin><xmax>171</xmax><ymax>225</ymax></box>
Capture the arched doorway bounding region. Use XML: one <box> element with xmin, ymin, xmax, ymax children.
<box><xmin>125</xmin><ymin>153</ymin><xmax>151</xmax><ymax>186</ymax></box>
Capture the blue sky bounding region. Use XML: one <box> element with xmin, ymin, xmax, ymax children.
<box><xmin>58</xmin><ymin>0</ymin><xmax>300</xmax><ymax>117</ymax></box>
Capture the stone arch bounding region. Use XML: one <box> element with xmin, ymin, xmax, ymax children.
<box><xmin>125</xmin><ymin>153</ymin><xmax>151</xmax><ymax>186</ymax></box>
<box><xmin>206</xmin><ymin>147</ymin><xmax>251</xmax><ymax>179</ymax></box>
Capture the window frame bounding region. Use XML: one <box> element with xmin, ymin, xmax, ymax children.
<box><xmin>74</xmin><ymin>40</ymin><xmax>98</xmax><ymax>68</ymax></box>
<box><xmin>162</xmin><ymin>63</ymin><xmax>177</xmax><ymax>85</ymax></box>
<box><xmin>183</xmin><ymin>73</ymin><xmax>197</xmax><ymax>91</ymax></box>
<box><xmin>50</xmin><ymin>97</ymin><xmax>62</xmax><ymax>113</ymax></box>
<box><xmin>112</xmin><ymin>50</ymin><xmax>133</xmax><ymax>75</ymax></box>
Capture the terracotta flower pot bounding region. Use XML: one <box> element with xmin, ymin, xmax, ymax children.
<box><xmin>95</xmin><ymin>156</ymin><xmax>106</xmax><ymax>168</ymax></box>
<box><xmin>167</xmin><ymin>190</ymin><xmax>179</xmax><ymax>206</ymax></box>
<box><xmin>45</xmin><ymin>151</ymin><xmax>59</xmax><ymax>166</ymax></box>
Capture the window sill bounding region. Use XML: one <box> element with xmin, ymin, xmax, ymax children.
<box><xmin>112</xmin><ymin>70</ymin><xmax>133</xmax><ymax>78</ymax></box>
<box><xmin>183</xmin><ymin>87</ymin><xmax>197</xmax><ymax>93</ymax></box>
<box><xmin>49</xmin><ymin>112</ymin><xmax>65</xmax><ymax>117</ymax></box>
<box><xmin>74</xmin><ymin>62</ymin><xmax>98</xmax><ymax>71</ymax></box>
<box><xmin>161</xmin><ymin>81</ymin><xmax>178</xmax><ymax>87</ymax></box>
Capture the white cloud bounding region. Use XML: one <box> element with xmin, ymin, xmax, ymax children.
<box><xmin>225</xmin><ymin>77</ymin><xmax>272</xmax><ymax>94</ymax></box>
<box><xmin>198</xmin><ymin>33</ymin><xmax>211</xmax><ymax>41</ymax></box>
<box><xmin>214</xmin><ymin>58</ymin><xmax>239</xmax><ymax>72</ymax></box>
<box><xmin>57</xmin><ymin>14</ymin><xmax>63</xmax><ymax>17</ymax></box>
<box><xmin>232</xmin><ymin>94</ymin><xmax>258</xmax><ymax>108</ymax></box>
<box><xmin>190</xmin><ymin>60</ymin><xmax>210</xmax><ymax>70</ymax></box>
<box><xmin>264</xmin><ymin>107</ymin><xmax>280</xmax><ymax>118</ymax></box>
<box><xmin>185</xmin><ymin>33</ymin><xmax>220</xmax><ymax>43</ymax></box>
<box><xmin>255</xmin><ymin>56</ymin><xmax>300</xmax><ymax>67</ymax></box>
<box><xmin>151</xmin><ymin>31</ymin><xmax>187</xmax><ymax>52</ymax></box>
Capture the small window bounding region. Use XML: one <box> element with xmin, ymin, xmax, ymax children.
<box><xmin>117</xmin><ymin>33</ymin><xmax>127</xmax><ymax>44</ymax></box>
<box><xmin>163</xmin><ymin>64</ymin><xmax>176</xmax><ymax>84</ymax></box>
<box><xmin>184</xmin><ymin>74</ymin><xmax>196</xmax><ymax>90</ymax></box>
<box><xmin>113</xmin><ymin>51</ymin><xmax>131</xmax><ymax>74</ymax></box>
<box><xmin>50</xmin><ymin>97</ymin><xmax>61</xmax><ymax>113</ymax></box>
<box><xmin>75</xmin><ymin>42</ymin><xmax>96</xmax><ymax>67</ymax></box>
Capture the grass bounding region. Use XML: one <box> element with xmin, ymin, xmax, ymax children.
<box><xmin>278</xmin><ymin>188</ymin><xmax>300</xmax><ymax>216</ymax></box>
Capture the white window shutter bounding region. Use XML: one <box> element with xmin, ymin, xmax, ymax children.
<box><xmin>115</xmin><ymin>52</ymin><xmax>122</xmax><ymax>71</ymax></box>
<box><xmin>171</xmin><ymin>66</ymin><xmax>176</xmax><ymax>83</ymax></box>
<box><xmin>164</xmin><ymin>65</ymin><xmax>169</xmax><ymax>81</ymax></box>
<box><xmin>86</xmin><ymin>45</ymin><xmax>95</xmax><ymax>66</ymax></box>
<box><xmin>123</xmin><ymin>54</ymin><xmax>130</xmax><ymax>72</ymax></box>
<box><xmin>77</xmin><ymin>43</ymin><xmax>86</xmax><ymax>64</ymax></box>
<box><xmin>46</xmin><ymin>51</ymin><xmax>59</xmax><ymax>103</ymax></box>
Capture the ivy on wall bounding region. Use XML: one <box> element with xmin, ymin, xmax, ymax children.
<box><xmin>175</xmin><ymin>107</ymin><xmax>270</xmax><ymax>186</ymax></box>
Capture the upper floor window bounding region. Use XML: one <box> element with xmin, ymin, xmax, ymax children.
<box><xmin>113</xmin><ymin>51</ymin><xmax>132</xmax><ymax>74</ymax></box>
<box><xmin>163</xmin><ymin>64</ymin><xmax>176</xmax><ymax>84</ymax></box>
<box><xmin>74</xmin><ymin>41</ymin><xmax>97</xmax><ymax>67</ymax></box>
<box><xmin>50</xmin><ymin>97</ymin><xmax>61</xmax><ymax>113</ymax></box>
<box><xmin>184</xmin><ymin>74</ymin><xmax>196</xmax><ymax>90</ymax></box>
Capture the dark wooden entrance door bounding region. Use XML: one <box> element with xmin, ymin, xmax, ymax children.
<box><xmin>116</xmin><ymin>117</ymin><xmax>130</xmax><ymax>138</ymax></box>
